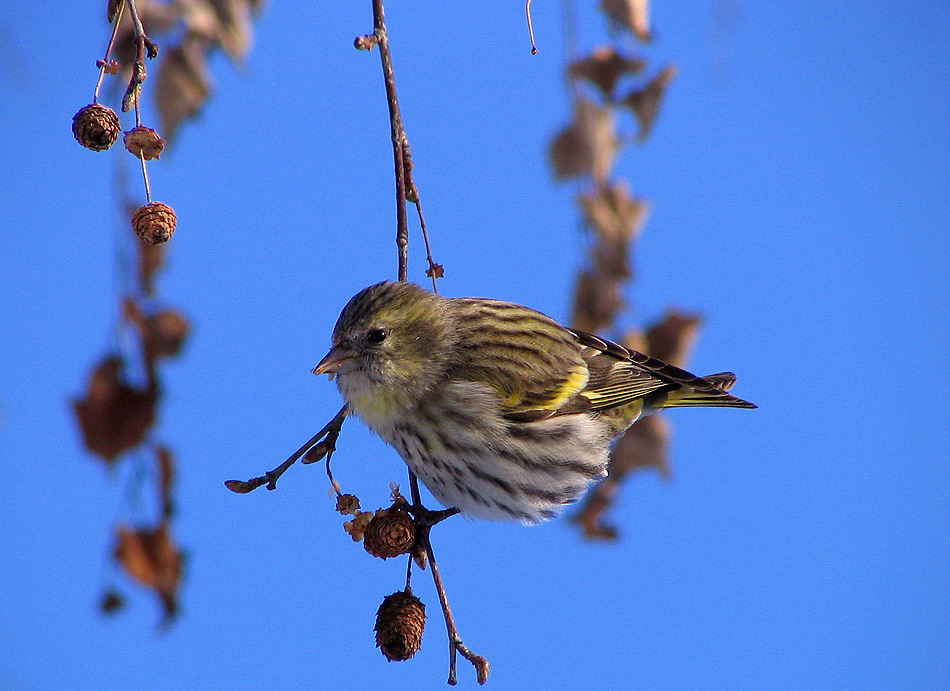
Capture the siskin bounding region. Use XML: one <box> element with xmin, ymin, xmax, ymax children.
<box><xmin>314</xmin><ymin>282</ymin><xmax>755</xmax><ymax>522</ymax></box>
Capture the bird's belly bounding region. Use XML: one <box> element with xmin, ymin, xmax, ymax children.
<box><xmin>377</xmin><ymin>410</ymin><xmax>610</xmax><ymax>523</ymax></box>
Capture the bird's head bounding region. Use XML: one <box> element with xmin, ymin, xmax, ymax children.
<box><xmin>313</xmin><ymin>282</ymin><xmax>454</xmax><ymax>415</ymax></box>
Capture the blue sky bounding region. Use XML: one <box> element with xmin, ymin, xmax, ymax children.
<box><xmin>1</xmin><ymin>1</ymin><xmax>948</xmax><ymax>689</ymax></box>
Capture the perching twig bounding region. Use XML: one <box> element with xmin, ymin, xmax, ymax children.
<box><xmin>357</xmin><ymin>1</ymin><xmax>485</xmax><ymax>683</ymax></box>
<box><xmin>409</xmin><ymin>505</ymin><xmax>489</xmax><ymax>685</ymax></box>
<box><xmin>224</xmin><ymin>405</ymin><xmax>348</xmax><ymax>493</ymax></box>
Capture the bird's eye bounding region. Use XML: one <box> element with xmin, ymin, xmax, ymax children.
<box><xmin>367</xmin><ymin>328</ymin><xmax>388</xmax><ymax>344</ymax></box>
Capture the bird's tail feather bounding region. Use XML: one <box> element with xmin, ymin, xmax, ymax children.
<box><xmin>653</xmin><ymin>372</ymin><xmax>757</xmax><ymax>410</ymax></box>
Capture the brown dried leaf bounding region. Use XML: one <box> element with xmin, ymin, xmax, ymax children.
<box><xmin>114</xmin><ymin>2</ymin><xmax>182</xmax><ymax>67</ymax></box>
<box><xmin>114</xmin><ymin>522</ymin><xmax>182</xmax><ymax>622</ymax></box>
<box><xmin>157</xmin><ymin>445</ymin><xmax>175</xmax><ymax>518</ymax></box>
<box><xmin>568</xmin><ymin>46</ymin><xmax>646</xmax><ymax>99</ymax></box>
<box><xmin>580</xmin><ymin>183</ymin><xmax>650</xmax><ymax>280</ymax></box>
<box><xmin>621</xmin><ymin>64</ymin><xmax>677</xmax><ymax>141</ymax></box>
<box><xmin>149</xmin><ymin>310</ymin><xmax>190</xmax><ymax>359</ymax></box>
<box><xmin>645</xmin><ymin>311</ymin><xmax>702</xmax><ymax>368</ymax></box>
<box><xmin>208</xmin><ymin>0</ymin><xmax>256</xmax><ymax>61</ymax></box>
<box><xmin>549</xmin><ymin>99</ymin><xmax>617</xmax><ymax>185</ymax></box>
<box><xmin>138</xmin><ymin>238</ymin><xmax>166</xmax><ymax>296</ymax></box>
<box><xmin>124</xmin><ymin>300</ymin><xmax>190</xmax><ymax>363</ymax></box>
<box><xmin>601</xmin><ymin>0</ymin><xmax>651</xmax><ymax>41</ymax></box>
<box><xmin>155</xmin><ymin>40</ymin><xmax>212</xmax><ymax>146</ymax></box>
<box><xmin>73</xmin><ymin>356</ymin><xmax>158</xmax><ymax>463</ymax></box>
<box><xmin>570</xmin><ymin>270</ymin><xmax>623</xmax><ymax>335</ymax></box>
<box><xmin>609</xmin><ymin>412</ymin><xmax>671</xmax><ymax>479</ymax></box>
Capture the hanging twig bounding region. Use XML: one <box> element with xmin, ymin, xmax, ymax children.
<box><xmin>355</xmin><ymin>0</ymin><xmax>441</xmax><ymax>293</ymax></box>
<box><xmin>526</xmin><ymin>0</ymin><xmax>539</xmax><ymax>54</ymax></box>
<box><xmin>356</xmin><ymin>0</ymin><xmax>485</xmax><ymax>683</ymax></box>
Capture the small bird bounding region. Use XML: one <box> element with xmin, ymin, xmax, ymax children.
<box><xmin>314</xmin><ymin>281</ymin><xmax>755</xmax><ymax>522</ymax></box>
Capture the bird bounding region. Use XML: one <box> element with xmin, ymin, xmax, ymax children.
<box><xmin>313</xmin><ymin>281</ymin><xmax>755</xmax><ymax>522</ymax></box>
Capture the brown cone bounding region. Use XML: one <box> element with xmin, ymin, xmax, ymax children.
<box><xmin>375</xmin><ymin>590</ymin><xmax>426</xmax><ymax>661</ymax></box>
<box><xmin>363</xmin><ymin>506</ymin><xmax>416</xmax><ymax>559</ymax></box>
<box><xmin>72</xmin><ymin>104</ymin><xmax>121</xmax><ymax>151</ymax></box>
<box><xmin>132</xmin><ymin>202</ymin><xmax>177</xmax><ymax>245</ymax></box>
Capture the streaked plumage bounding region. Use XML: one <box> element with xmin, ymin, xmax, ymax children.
<box><xmin>314</xmin><ymin>281</ymin><xmax>755</xmax><ymax>522</ymax></box>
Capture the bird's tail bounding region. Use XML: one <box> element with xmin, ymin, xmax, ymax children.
<box><xmin>652</xmin><ymin>372</ymin><xmax>757</xmax><ymax>410</ymax></box>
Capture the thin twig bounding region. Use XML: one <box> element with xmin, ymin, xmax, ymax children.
<box><xmin>360</xmin><ymin>1</ymin><xmax>482</xmax><ymax>682</ymax></box>
<box><xmin>138</xmin><ymin>152</ymin><xmax>152</xmax><ymax>202</ymax></box>
<box><xmin>121</xmin><ymin>0</ymin><xmax>159</xmax><ymax>113</ymax></box>
<box><xmin>368</xmin><ymin>0</ymin><xmax>410</xmax><ymax>282</ymax></box>
<box><xmin>93</xmin><ymin>0</ymin><xmax>125</xmax><ymax>103</ymax></box>
<box><xmin>224</xmin><ymin>405</ymin><xmax>348</xmax><ymax>493</ymax></box>
<box><xmin>526</xmin><ymin>0</ymin><xmax>539</xmax><ymax>55</ymax></box>
<box><xmin>410</xmin><ymin>506</ymin><xmax>489</xmax><ymax>685</ymax></box>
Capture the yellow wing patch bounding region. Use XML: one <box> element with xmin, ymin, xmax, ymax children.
<box><xmin>504</xmin><ymin>363</ymin><xmax>589</xmax><ymax>411</ymax></box>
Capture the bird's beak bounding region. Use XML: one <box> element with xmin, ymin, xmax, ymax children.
<box><xmin>312</xmin><ymin>345</ymin><xmax>358</xmax><ymax>380</ymax></box>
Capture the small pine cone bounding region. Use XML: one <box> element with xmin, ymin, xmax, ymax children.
<box><xmin>124</xmin><ymin>126</ymin><xmax>166</xmax><ymax>160</ymax></box>
<box><xmin>72</xmin><ymin>104</ymin><xmax>121</xmax><ymax>151</ymax></box>
<box><xmin>132</xmin><ymin>202</ymin><xmax>177</xmax><ymax>245</ymax></box>
<box><xmin>375</xmin><ymin>590</ymin><xmax>426</xmax><ymax>662</ymax></box>
<box><xmin>363</xmin><ymin>506</ymin><xmax>416</xmax><ymax>559</ymax></box>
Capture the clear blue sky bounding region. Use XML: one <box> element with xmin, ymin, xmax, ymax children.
<box><xmin>1</xmin><ymin>1</ymin><xmax>948</xmax><ymax>689</ymax></box>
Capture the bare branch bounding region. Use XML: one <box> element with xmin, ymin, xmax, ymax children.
<box><xmin>224</xmin><ymin>405</ymin><xmax>348</xmax><ymax>493</ymax></box>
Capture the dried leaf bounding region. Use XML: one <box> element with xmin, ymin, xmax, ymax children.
<box><xmin>580</xmin><ymin>183</ymin><xmax>650</xmax><ymax>280</ymax></box>
<box><xmin>124</xmin><ymin>299</ymin><xmax>190</xmax><ymax>363</ymax></box>
<box><xmin>157</xmin><ymin>446</ymin><xmax>175</xmax><ymax>518</ymax></box>
<box><xmin>115</xmin><ymin>522</ymin><xmax>182</xmax><ymax>623</ymax></box>
<box><xmin>138</xmin><ymin>238</ymin><xmax>166</xmax><ymax>296</ymax></box>
<box><xmin>113</xmin><ymin>1</ymin><xmax>182</xmax><ymax>67</ymax></box>
<box><xmin>621</xmin><ymin>64</ymin><xmax>677</xmax><ymax>141</ymax></box>
<box><xmin>645</xmin><ymin>311</ymin><xmax>702</xmax><ymax>368</ymax></box>
<box><xmin>549</xmin><ymin>99</ymin><xmax>617</xmax><ymax>184</ymax></box>
<box><xmin>155</xmin><ymin>39</ymin><xmax>212</xmax><ymax>146</ymax></box>
<box><xmin>149</xmin><ymin>310</ymin><xmax>190</xmax><ymax>359</ymax></box>
<box><xmin>571</xmin><ymin>269</ymin><xmax>624</xmax><ymax>335</ymax></box>
<box><xmin>208</xmin><ymin>0</ymin><xmax>255</xmax><ymax>61</ymax></box>
<box><xmin>568</xmin><ymin>46</ymin><xmax>646</xmax><ymax>99</ymax></box>
<box><xmin>73</xmin><ymin>356</ymin><xmax>158</xmax><ymax>463</ymax></box>
<box><xmin>601</xmin><ymin>0</ymin><xmax>651</xmax><ymax>41</ymax></box>
<box><xmin>610</xmin><ymin>412</ymin><xmax>671</xmax><ymax>479</ymax></box>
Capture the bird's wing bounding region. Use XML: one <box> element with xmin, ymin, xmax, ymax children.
<box><xmin>570</xmin><ymin>330</ymin><xmax>672</xmax><ymax>411</ymax></box>
<box><xmin>570</xmin><ymin>329</ymin><xmax>756</xmax><ymax>410</ymax></box>
<box><xmin>449</xmin><ymin>299</ymin><xmax>593</xmax><ymax>421</ymax></box>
